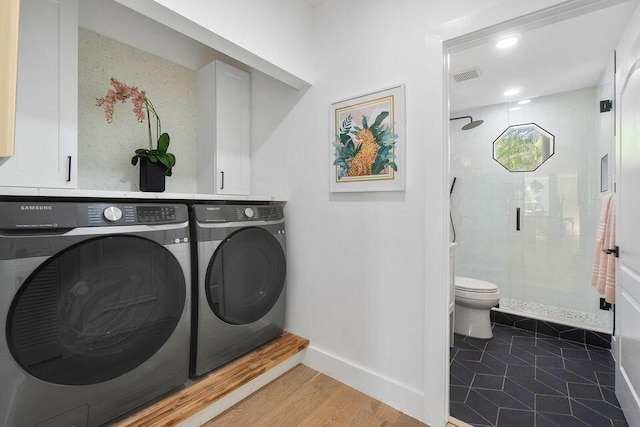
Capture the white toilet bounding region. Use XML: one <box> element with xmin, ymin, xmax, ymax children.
<box><xmin>454</xmin><ymin>276</ymin><xmax>500</xmax><ymax>339</ymax></box>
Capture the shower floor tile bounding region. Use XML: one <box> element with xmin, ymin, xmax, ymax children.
<box><xmin>450</xmin><ymin>323</ymin><xmax>628</xmax><ymax>427</ymax></box>
<box><xmin>498</xmin><ymin>298</ymin><xmax>612</xmax><ymax>332</ymax></box>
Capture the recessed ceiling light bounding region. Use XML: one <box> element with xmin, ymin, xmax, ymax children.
<box><xmin>504</xmin><ymin>88</ymin><xmax>520</xmax><ymax>97</ymax></box>
<box><xmin>517</xmin><ymin>99</ymin><xmax>531</xmax><ymax>105</ymax></box>
<box><xmin>496</xmin><ymin>37</ymin><xmax>518</xmax><ymax>49</ymax></box>
<box><xmin>510</xmin><ymin>107</ymin><xmax>521</xmax><ymax>111</ymax></box>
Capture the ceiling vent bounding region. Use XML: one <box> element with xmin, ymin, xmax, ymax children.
<box><xmin>452</xmin><ymin>67</ymin><xmax>482</xmax><ymax>83</ymax></box>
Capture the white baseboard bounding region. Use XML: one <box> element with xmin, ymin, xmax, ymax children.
<box><xmin>177</xmin><ymin>349</ymin><xmax>307</xmax><ymax>427</ymax></box>
<box><xmin>302</xmin><ymin>345</ymin><xmax>425</xmax><ymax>422</ymax></box>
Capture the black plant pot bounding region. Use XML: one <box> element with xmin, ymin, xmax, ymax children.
<box><xmin>139</xmin><ymin>157</ymin><xmax>166</xmax><ymax>192</ymax></box>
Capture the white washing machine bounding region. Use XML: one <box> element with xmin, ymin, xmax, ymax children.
<box><xmin>0</xmin><ymin>201</ymin><xmax>191</xmax><ymax>426</ymax></box>
<box><xmin>191</xmin><ymin>204</ymin><xmax>286</xmax><ymax>377</ymax></box>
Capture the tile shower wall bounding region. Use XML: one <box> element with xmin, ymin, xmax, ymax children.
<box><xmin>78</xmin><ymin>28</ymin><xmax>197</xmax><ymax>193</ymax></box>
<box><xmin>450</xmin><ymin>86</ymin><xmax>605</xmax><ymax>320</ymax></box>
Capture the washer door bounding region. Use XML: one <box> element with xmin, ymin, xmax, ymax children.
<box><xmin>7</xmin><ymin>235</ymin><xmax>186</xmax><ymax>385</ymax></box>
<box><xmin>206</xmin><ymin>227</ymin><xmax>286</xmax><ymax>325</ymax></box>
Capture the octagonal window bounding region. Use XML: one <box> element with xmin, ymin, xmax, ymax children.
<box><xmin>493</xmin><ymin>123</ymin><xmax>555</xmax><ymax>172</ymax></box>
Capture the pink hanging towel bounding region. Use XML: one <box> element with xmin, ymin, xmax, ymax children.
<box><xmin>604</xmin><ymin>198</ymin><xmax>616</xmax><ymax>304</ymax></box>
<box><xmin>591</xmin><ymin>193</ymin><xmax>616</xmax><ymax>304</ymax></box>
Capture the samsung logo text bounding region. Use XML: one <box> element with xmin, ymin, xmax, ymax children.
<box><xmin>20</xmin><ymin>206</ymin><xmax>53</xmax><ymax>211</ymax></box>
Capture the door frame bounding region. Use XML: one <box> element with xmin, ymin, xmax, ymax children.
<box><xmin>439</xmin><ymin>0</ymin><xmax>629</xmax><ymax>421</ymax></box>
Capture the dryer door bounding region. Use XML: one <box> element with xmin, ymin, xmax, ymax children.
<box><xmin>7</xmin><ymin>235</ymin><xmax>186</xmax><ymax>385</ymax></box>
<box><xmin>206</xmin><ymin>227</ymin><xmax>286</xmax><ymax>325</ymax></box>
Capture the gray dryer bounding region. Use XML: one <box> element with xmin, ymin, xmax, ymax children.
<box><xmin>191</xmin><ymin>204</ymin><xmax>286</xmax><ymax>377</ymax></box>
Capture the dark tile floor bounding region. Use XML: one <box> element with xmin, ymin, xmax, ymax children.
<box><xmin>450</xmin><ymin>323</ymin><xmax>628</xmax><ymax>427</ymax></box>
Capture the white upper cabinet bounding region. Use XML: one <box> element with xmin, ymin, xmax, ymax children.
<box><xmin>196</xmin><ymin>61</ymin><xmax>250</xmax><ymax>196</ymax></box>
<box><xmin>0</xmin><ymin>0</ymin><xmax>78</xmax><ymax>189</ymax></box>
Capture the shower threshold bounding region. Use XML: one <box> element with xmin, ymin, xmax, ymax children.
<box><xmin>495</xmin><ymin>297</ymin><xmax>612</xmax><ymax>334</ymax></box>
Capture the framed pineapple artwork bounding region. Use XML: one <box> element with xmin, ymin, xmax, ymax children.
<box><xmin>330</xmin><ymin>84</ymin><xmax>406</xmax><ymax>192</ymax></box>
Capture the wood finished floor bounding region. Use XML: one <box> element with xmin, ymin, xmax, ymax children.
<box><xmin>114</xmin><ymin>332</ymin><xmax>309</xmax><ymax>426</ymax></box>
<box><xmin>204</xmin><ymin>364</ymin><xmax>432</xmax><ymax>427</ymax></box>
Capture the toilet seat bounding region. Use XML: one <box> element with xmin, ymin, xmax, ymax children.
<box><xmin>455</xmin><ymin>276</ymin><xmax>498</xmax><ymax>293</ymax></box>
<box><xmin>455</xmin><ymin>288</ymin><xmax>500</xmax><ymax>301</ymax></box>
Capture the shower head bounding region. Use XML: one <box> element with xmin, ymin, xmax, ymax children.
<box><xmin>462</xmin><ymin>119</ymin><xmax>484</xmax><ymax>130</ymax></box>
<box><xmin>450</xmin><ymin>115</ymin><xmax>484</xmax><ymax>130</ymax></box>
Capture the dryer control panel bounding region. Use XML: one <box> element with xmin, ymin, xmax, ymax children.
<box><xmin>195</xmin><ymin>205</ymin><xmax>283</xmax><ymax>223</ymax></box>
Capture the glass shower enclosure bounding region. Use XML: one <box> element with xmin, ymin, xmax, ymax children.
<box><xmin>450</xmin><ymin>86</ymin><xmax>612</xmax><ymax>333</ymax></box>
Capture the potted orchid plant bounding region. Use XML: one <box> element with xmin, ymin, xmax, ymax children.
<box><xmin>96</xmin><ymin>78</ymin><xmax>176</xmax><ymax>191</ymax></box>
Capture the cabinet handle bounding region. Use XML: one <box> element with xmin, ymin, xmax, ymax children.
<box><xmin>516</xmin><ymin>207</ymin><xmax>520</xmax><ymax>231</ymax></box>
<box><xmin>66</xmin><ymin>156</ymin><xmax>72</xmax><ymax>182</ymax></box>
<box><xmin>220</xmin><ymin>171</ymin><xmax>224</xmax><ymax>190</ymax></box>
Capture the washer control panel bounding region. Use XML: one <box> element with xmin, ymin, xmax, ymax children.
<box><xmin>0</xmin><ymin>202</ymin><xmax>188</xmax><ymax>229</ymax></box>
<box><xmin>87</xmin><ymin>204</ymin><xmax>182</xmax><ymax>226</ymax></box>
<box><xmin>136</xmin><ymin>206</ymin><xmax>177</xmax><ymax>223</ymax></box>
<box><xmin>87</xmin><ymin>205</ymin><xmax>135</xmax><ymax>226</ymax></box>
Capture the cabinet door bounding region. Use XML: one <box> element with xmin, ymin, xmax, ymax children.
<box><xmin>0</xmin><ymin>0</ymin><xmax>19</xmax><ymax>157</ymax></box>
<box><xmin>0</xmin><ymin>0</ymin><xmax>77</xmax><ymax>188</ymax></box>
<box><xmin>215</xmin><ymin>61</ymin><xmax>250</xmax><ymax>195</ymax></box>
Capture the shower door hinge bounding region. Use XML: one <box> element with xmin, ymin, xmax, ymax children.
<box><xmin>600</xmin><ymin>298</ymin><xmax>612</xmax><ymax>311</ymax></box>
<box><xmin>603</xmin><ymin>245</ymin><xmax>619</xmax><ymax>258</ymax></box>
<box><xmin>600</xmin><ymin>99</ymin><xmax>612</xmax><ymax>112</ymax></box>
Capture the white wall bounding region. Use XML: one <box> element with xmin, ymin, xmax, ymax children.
<box><xmin>78</xmin><ymin>28</ymin><xmax>197</xmax><ymax>193</ymax></box>
<box><xmin>250</xmin><ymin>70</ymin><xmax>306</xmax><ymax>199</ymax></box>
<box><xmin>451</xmin><ymin>87</ymin><xmax>606</xmax><ymax>323</ymax></box>
<box><xmin>247</xmin><ymin>1</ymin><xmax>571</xmax><ymax>424</ymax></box>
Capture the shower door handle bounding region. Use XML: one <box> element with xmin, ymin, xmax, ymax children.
<box><xmin>516</xmin><ymin>208</ymin><xmax>521</xmax><ymax>231</ymax></box>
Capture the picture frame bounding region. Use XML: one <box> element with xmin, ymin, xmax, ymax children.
<box><xmin>329</xmin><ymin>84</ymin><xmax>406</xmax><ymax>192</ymax></box>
